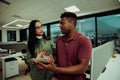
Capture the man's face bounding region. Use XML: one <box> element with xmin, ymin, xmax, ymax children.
<box><xmin>60</xmin><ymin>17</ymin><xmax>71</xmax><ymax>34</ymax></box>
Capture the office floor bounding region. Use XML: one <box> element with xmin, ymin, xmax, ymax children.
<box><xmin>7</xmin><ymin>71</ymin><xmax>31</xmax><ymax>80</ymax></box>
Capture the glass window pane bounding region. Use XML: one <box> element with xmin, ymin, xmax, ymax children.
<box><xmin>77</xmin><ymin>17</ymin><xmax>96</xmax><ymax>47</ymax></box>
<box><xmin>43</xmin><ymin>25</ymin><xmax>47</xmax><ymax>35</ymax></box>
<box><xmin>7</xmin><ymin>30</ymin><xmax>16</xmax><ymax>41</ymax></box>
<box><xmin>50</xmin><ymin>23</ymin><xmax>62</xmax><ymax>42</ymax></box>
<box><xmin>97</xmin><ymin>14</ymin><xmax>120</xmax><ymax>45</ymax></box>
<box><xmin>20</xmin><ymin>29</ymin><xmax>28</xmax><ymax>41</ymax></box>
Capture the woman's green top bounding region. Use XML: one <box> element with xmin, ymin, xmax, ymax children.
<box><xmin>25</xmin><ymin>38</ymin><xmax>55</xmax><ymax>80</ymax></box>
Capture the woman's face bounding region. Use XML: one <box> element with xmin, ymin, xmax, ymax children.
<box><xmin>35</xmin><ymin>21</ymin><xmax>43</xmax><ymax>36</ymax></box>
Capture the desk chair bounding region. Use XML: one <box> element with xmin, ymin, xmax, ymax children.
<box><xmin>114</xmin><ymin>37</ymin><xmax>120</xmax><ymax>54</ymax></box>
<box><xmin>85</xmin><ymin>65</ymin><xmax>91</xmax><ymax>80</ymax></box>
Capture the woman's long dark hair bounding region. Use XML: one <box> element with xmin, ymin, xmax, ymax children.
<box><xmin>27</xmin><ymin>20</ymin><xmax>51</xmax><ymax>57</ymax></box>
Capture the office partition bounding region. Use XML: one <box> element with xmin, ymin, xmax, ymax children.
<box><xmin>91</xmin><ymin>41</ymin><xmax>115</xmax><ymax>80</ymax></box>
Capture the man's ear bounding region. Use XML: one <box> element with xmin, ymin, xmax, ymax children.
<box><xmin>70</xmin><ymin>20</ymin><xmax>74</xmax><ymax>27</ymax></box>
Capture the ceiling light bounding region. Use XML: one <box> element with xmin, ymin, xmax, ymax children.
<box><xmin>64</xmin><ymin>5</ymin><xmax>80</xmax><ymax>13</ymax></box>
<box><xmin>2</xmin><ymin>19</ymin><xmax>30</xmax><ymax>28</ymax></box>
<box><xmin>16</xmin><ymin>24</ymin><xmax>23</xmax><ymax>27</ymax></box>
<box><xmin>3</xmin><ymin>26</ymin><xmax>22</xmax><ymax>28</ymax></box>
<box><xmin>2</xmin><ymin>19</ymin><xmax>19</xmax><ymax>27</ymax></box>
<box><xmin>24</xmin><ymin>24</ymin><xmax>29</xmax><ymax>27</ymax></box>
<box><xmin>18</xmin><ymin>19</ymin><xmax>30</xmax><ymax>22</ymax></box>
<box><xmin>16</xmin><ymin>24</ymin><xmax>29</xmax><ymax>29</ymax></box>
<box><xmin>22</xmin><ymin>24</ymin><xmax>29</xmax><ymax>28</ymax></box>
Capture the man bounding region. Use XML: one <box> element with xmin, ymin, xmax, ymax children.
<box><xmin>37</xmin><ymin>12</ymin><xmax>92</xmax><ymax>80</ymax></box>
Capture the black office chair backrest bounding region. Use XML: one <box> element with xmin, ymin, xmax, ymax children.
<box><xmin>21</xmin><ymin>49</ymin><xmax>27</xmax><ymax>54</ymax></box>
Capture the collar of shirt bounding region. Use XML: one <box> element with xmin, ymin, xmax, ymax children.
<box><xmin>62</xmin><ymin>32</ymin><xmax>80</xmax><ymax>42</ymax></box>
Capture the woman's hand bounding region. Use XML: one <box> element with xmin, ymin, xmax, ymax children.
<box><xmin>32</xmin><ymin>49</ymin><xmax>47</xmax><ymax>64</ymax></box>
<box><xmin>36</xmin><ymin>56</ymin><xmax>56</xmax><ymax>71</ymax></box>
<box><xmin>37</xmin><ymin>49</ymin><xmax>46</xmax><ymax>58</ymax></box>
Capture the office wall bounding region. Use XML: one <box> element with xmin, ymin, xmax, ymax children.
<box><xmin>1</xmin><ymin>29</ymin><xmax>20</xmax><ymax>42</ymax></box>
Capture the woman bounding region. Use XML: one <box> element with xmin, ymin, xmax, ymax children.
<box><xmin>26</xmin><ymin>20</ymin><xmax>55</xmax><ymax>80</ymax></box>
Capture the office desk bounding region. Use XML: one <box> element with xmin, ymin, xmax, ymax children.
<box><xmin>0</xmin><ymin>52</ymin><xmax>24</xmax><ymax>80</ymax></box>
<box><xmin>97</xmin><ymin>54</ymin><xmax>120</xmax><ymax>80</ymax></box>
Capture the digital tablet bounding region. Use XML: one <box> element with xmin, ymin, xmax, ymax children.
<box><xmin>32</xmin><ymin>58</ymin><xmax>50</xmax><ymax>63</ymax></box>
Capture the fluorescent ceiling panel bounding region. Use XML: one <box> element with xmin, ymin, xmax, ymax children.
<box><xmin>2</xmin><ymin>19</ymin><xmax>30</xmax><ymax>29</ymax></box>
<box><xmin>64</xmin><ymin>5</ymin><xmax>80</xmax><ymax>13</ymax></box>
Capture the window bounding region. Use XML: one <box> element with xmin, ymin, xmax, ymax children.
<box><xmin>77</xmin><ymin>17</ymin><xmax>96</xmax><ymax>47</ymax></box>
<box><xmin>43</xmin><ymin>25</ymin><xmax>47</xmax><ymax>36</ymax></box>
<box><xmin>20</xmin><ymin>29</ymin><xmax>28</xmax><ymax>41</ymax></box>
<box><xmin>97</xmin><ymin>14</ymin><xmax>120</xmax><ymax>45</ymax></box>
<box><xmin>7</xmin><ymin>30</ymin><xmax>16</xmax><ymax>41</ymax></box>
<box><xmin>50</xmin><ymin>23</ymin><xmax>62</xmax><ymax>42</ymax></box>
